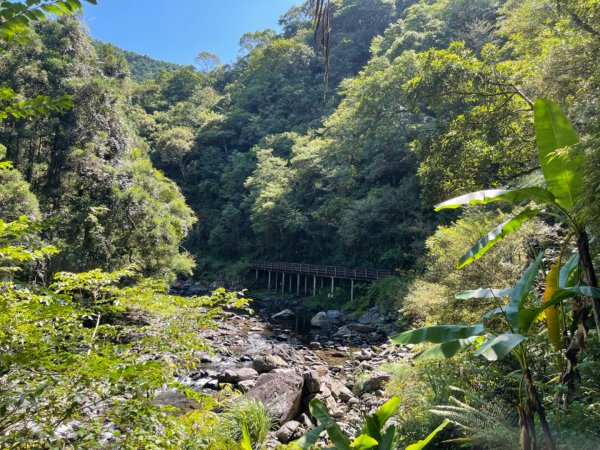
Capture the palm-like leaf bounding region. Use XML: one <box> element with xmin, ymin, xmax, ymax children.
<box><xmin>435</xmin><ymin>187</ymin><xmax>555</xmax><ymax>211</ymax></box>
<box><xmin>534</xmin><ymin>98</ymin><xmax>583</xmax><ymax>211</ymax></box>
<box><xmin>457</xmin><ymin>209</ymin><xmax>540</xmax><ymax>269</ymax></box>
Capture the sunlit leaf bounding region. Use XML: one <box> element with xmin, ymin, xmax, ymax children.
<box><xmin>457</xmin><ymin>209</ymin><xmax>540</xmax><ymax>269</ymax></box>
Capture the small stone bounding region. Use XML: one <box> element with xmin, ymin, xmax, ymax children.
<box><xmin>309</xmin><ymin>341</ymin><xmax>322</xmax><ymax>350</ymax></box>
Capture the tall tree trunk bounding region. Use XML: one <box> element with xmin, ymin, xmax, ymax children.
<box><xmin>523</xmin><ymin>368</ymin><xmax>556</xmax><ymax>450</ymax></box>
<box><xmin>577</xmin><ymin>230</ymin><xmax>600</xmax><ymax>337</ymax></box>
<box><xmin>518</xmin><ymin>403</ymin><xmax>537</xmax><ymax>450</ymax></box>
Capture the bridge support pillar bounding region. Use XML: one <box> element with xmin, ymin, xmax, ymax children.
<box><xmin>304</xmin><ymin>276</ymin><xmax>307</xmax><ymax>295</ymax></box>
<box><xmin>282</xmin><ymin>272</ymin><xmax>285</xmax><ymax>293</ymax></box>
<box><xmin>320</xmin><ymin>277</ymin><xmax>324</xmax><ymax>293</ymax></box>
<box><xmin>255</xmin><ymin>269</ymin><xmax>258</xmax><ymax>280</ymax></box>
<box><xmin>351</xmin><ymin>279</ymin><xmax>354</xmax><ymax>301</ymax></box>
<box><xmin>268</xmin><ymin>271</ymin><xmax>271</xmax><ymax>291</ymax></box>
<box><xmin>296</xmin><ymin>274</ymin><xmax>300</xmax><ymax>295</ymax></box>
<box><xmin>331</xmin><ymin>277</ymin><xmax>334</xmax><ymax>294</ymax></box>
<box><xmin>313</xmin><ymin>275</ymin><xmax>316</xmax><ymax>296</ymax></box>
<box><xmin>289</xmin><ymin>274</ymin><xmax>292</xmax><ymax>293</ymax></box>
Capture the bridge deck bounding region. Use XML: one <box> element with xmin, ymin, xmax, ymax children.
<box><xmin>250</xmin><ymin>260</ymin><xmax>392</xmax><ymax>282</ymax></box>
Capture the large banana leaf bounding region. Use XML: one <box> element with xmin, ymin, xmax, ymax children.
<box><xmin>405</xmin><ymin>420</ymin><xmax>449</xmax><ymax>450</ymax></box>
<box><xmin>534</xmin><ymin>98</ymin><xmax>583</xmax><ymax>210</ymax></box>
<box><xmin>294</xmin><ymin>423</ymin><xmax>326</xmax><ymax>449</ymax></box>
<box><xmin>350</xmin><ymin>435</ymin><xmax>379</xmax><ymax>449</ymax></box>
<box><xmin>364</xmin><ymin>396</ymin><xmax>401</xmax><ymax>442</ymax></box>
<box><xmin>475</xmin><ymin>333</ymin><xmax>526</xmax><ymax>361</ymax></box>
<box><xmin>380</xmin><ymin>426</ymin><xmax>397</xmax><ymax>450</ymax></box>
<box><xmin>435</xmin><ymin>187</ymin><xmax>555</xmax><ymax>211</ymax></box>
<box><xmin>516</xmin><ymin>285</ymin><xmax>600</xmax><ymax>333</ymax></box>
<box><xmin>505</xmin><ymin>252</ymin><xmax>544</xmax><ymax>331</ymax></box>
<box><xmin>559</xmin><ymin>253</ymin><xmax>580</xmax><ymax>288</ymax></box>
<box><xmin>390</xmin><ymin>324</ymin><xmax>484</xmax><ymax>345</ymax></box>
<box><xmin>457</xmin><ymin>209</ymin><xmax>540</xmax><ymax>269</ymax></box>
<box><xmin>414</xmin><ymin>336</ymin><xmax>480</xmax><ymax>360</ymax></box>
<box><xmin>455</xmin><ymin>288</ymin><xmax>514</xmax><ymax>300</ymax></box>
<box><xmin>372</xmin><ymin>397</ymin><xmax>401</xmax><ymax>430</ymax></box>
<box><xmin>308</xmin><ymin>398</ymin><xmax>351</xmax><ymax>450</ymax></box>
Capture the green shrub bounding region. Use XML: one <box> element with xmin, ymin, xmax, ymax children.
<box><xmin>218</xmin><ymin>398</ymin><xmax>275</xmax><ymax>449</ymax></box>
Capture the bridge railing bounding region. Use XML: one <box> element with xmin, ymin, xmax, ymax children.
<box><xmin>250</xmin><ymin>260</ymin><xmax>392</xmax><ymax>281</ymax></box>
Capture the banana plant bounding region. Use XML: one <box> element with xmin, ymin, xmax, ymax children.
<box><xmin>391</xmin><ymin>252</ymin><xmax>600</xmax><ymax>450</ymax></box>
<box><xmin>435</xmin><ymin>98</ymin><xmax>600</xmax><ymax>338</ymax></box>
<box><xmin>293</xmin><ymin>397</ymin><xmax>448</xmax><ymax>450</ymax></box>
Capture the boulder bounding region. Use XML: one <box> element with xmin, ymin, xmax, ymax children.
<box><xmin>217</xmin><ymin>368</ymin><xmax>258</xmax><ymax>383</ymax></box>
<box><xmin>326</xmin><ymin>378</ymin><xmax>355</xmax><ymax>402</ymax></box>
<box><xmin>237</xmin><ymin>379</ymin><xmax>256</xmax><ymax>393</ymax></box>
<box><xmin>326</xmin><ymin>310</ymin><xmax>346</xmax><ymax>323</ymax></box>
<box><xmin>360</xmin><ymin>371</ymin><xmax>390</xmax><ymax>393</ymax></box>
<box><xmin>347</xmin><ymin>322</ymin><xmax>376</xmax><ymax>333</ymax></box>
<box><xmin>303</xmin><ymin>370</ymin><xmax>322</xmax><ymax>394</ymax></box>
<box><xmin>247</xmin><ymin>369</ymin><xmax>304</xmax><ymax>422</ymax></box>
<box><xmin>275</xmin><ymin>420</ymin><xmax>302</xmax><ymax>443</ymax></box>
<box><xmin>310</xmin><ymin>311</ymin><xmax>328</xmax><ymax>327</ymax></box>
<box><xmin>332</xmin><ymin>326</ymin><xmax>355</xmax><ymax>338</ymax></box>
<box><xmin>252</xmin><ymin>354</ymin><xmax>288</xmax><ymax>373</ymax></box>
<box><xmin>272</xmin><ymin>309</ymin><xmax>295</xmax><ymax>320</ymax></box>
<box><xmin>358</xmin><ymin>307</ymin><xmax>381</xmax><ymax>325</ymax></box>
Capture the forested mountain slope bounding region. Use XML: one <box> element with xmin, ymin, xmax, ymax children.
<box><xmin>125</xmin><ymin>0</ymin><xmax>600</xmax><ymax>276</ymax></box>
<box><xmin>92</xmin><ymin>40</ymin><xmax>181</xmax><ymax>81</ymax></box>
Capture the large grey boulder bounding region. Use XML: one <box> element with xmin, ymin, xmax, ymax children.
<box><xmin>272</xmin><ymin>309</ymin><xmax>295</xmax><ymax>320</ymax></box>
<box><xmin>360</xmin><ymin>371</ymin><xmax>391</xmax><ymax>393</ymax></box>
<box><xmin>247</xmin><ymin>369</ymin><xmax>304</xmax><ymax>422</ymax></box>
<box><xmin>275</xmin><ymin>420</ymin><xmax>302</xmax><ymax>443</ymax></box>
<box><xmin>311</xmin><ymin>310</ymin><xmax>346</xmax><ymax>328</ymax></box>
<box><xmin>303</xmin><ymin>370</ymin><xmax>322</xmax><ymax>394</ymax></box>
<box><xmin>217</xmin><ymin>367</ymin><xmax>258</xmax><ymax>383</ymax></box>
<box><xmin>310</xmin><ymin>311</ymin><xmax>328</xmax><ymax>327</ymax></box>
<box><xmin>252</xmin><ymin>353</ymin><xmax>288</xmax><ymax>373</ymax></box>
<box><xmin>347</xmin><ymin>322</ymin><xmax>376</xmax><ymax>333</ymax></box>
<box><xmin>326</xmin><ymin>310</ymin><xmax>346</xmax><ymax>323</ymax></box>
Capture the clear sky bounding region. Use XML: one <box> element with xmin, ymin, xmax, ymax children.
<box><xmin>83</xmin><ymin>0</ymin><xmax>301</xmax><ymax>65</ymax></box>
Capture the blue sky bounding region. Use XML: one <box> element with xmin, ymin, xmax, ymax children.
<box><xmin>84</xmin><ymin>0</ymin><xmax>301</xmax><ymax>65</ymax></box>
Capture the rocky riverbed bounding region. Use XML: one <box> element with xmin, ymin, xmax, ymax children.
<box><xmin>159</xmin><ymin>291</ymin><xmax>413</xmax><ymax>448</ymax></box>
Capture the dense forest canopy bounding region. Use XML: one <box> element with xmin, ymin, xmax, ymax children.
<box><xmin>2</xmin><ymin>0</ymin><xmax>600</xmax><ymax>448</ymax></box>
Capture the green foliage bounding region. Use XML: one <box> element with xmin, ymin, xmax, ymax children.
<box><xmin>295</xmin><ymin>397</ymin><xmax>447</xmax><ymax>450</ymax></box>
<box><xmin>0</xmin><ymin>157</ymin><xmax>40</xmax><ymax>221</ymax></box>
<box><xmin>218</xmin><ymin>398</ymin><xmax>275</xmax><ymax>449</ymax></box>
<box><xmin>0</xmin><ymin>0</ymin><xmax>96</xmax><ymax>44</ymax></box>
<box><xmin>0</xmin><ymin>217</ymin><xmax>248</xmax><ymax>447</ymax></box>
<box><xmin>435</xmin><ymin>99</ymin><xmax>585</xmax><ymax>268</ymax></box>
<box><xmin>430</xmin><ymin>387</ymin><xmax>519</xmax><ymax>450</ymax></box>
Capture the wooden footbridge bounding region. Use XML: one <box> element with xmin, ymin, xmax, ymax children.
<box><xmin>250</xmin><ymin>260</ymin><xmax>392</xmax><ymax>300</ymax></box>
